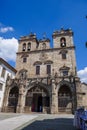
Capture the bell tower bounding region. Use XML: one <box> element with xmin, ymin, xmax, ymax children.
<box><xmin>52</xmin><ymin>28</ymin><xmax>77</xmax><ymax>76</ymax></box>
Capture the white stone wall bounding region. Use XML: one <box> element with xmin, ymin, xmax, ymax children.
<box><xmin>0</xmin><ymin>64</ymin><xmax>16</xmax><ymax>110</ymax></box>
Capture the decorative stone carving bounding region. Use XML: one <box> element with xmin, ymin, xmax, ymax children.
<box><xmin>39</xmin><ymin>52</ymin><xmax>48</xmax><ymax>61</ymax></box>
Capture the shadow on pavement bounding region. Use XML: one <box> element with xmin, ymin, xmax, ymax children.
<box><xmin>22</xmin><ymin>118</ymin><xmax>76</xmax><ymax>130</ymax></box>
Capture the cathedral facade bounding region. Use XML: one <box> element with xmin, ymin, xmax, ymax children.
<box><xmin>2</xmin><ymin>28</ymin><xmax>87</xmax><ymax>114</ymax></box>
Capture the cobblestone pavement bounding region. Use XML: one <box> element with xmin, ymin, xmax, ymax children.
<box><xmin>16</xmin><ymin>114</ymin><xmax>77</xmax><ymax>130</ymax></box>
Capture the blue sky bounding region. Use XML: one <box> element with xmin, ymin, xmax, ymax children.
<box><xmin>0</xmin><ymin>0</ymin><xmax>87</xmax><ymax>82</ymax></box>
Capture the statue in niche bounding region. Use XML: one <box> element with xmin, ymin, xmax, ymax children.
<box><xmin>19</xmin><ymin>70</ymin><xmax>27</xmax><ymax>80</ymax></box>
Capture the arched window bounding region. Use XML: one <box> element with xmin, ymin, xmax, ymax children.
<box><xmin>22</xmin><ymin>43</ymin><xmax>26</xmax><ymax>51</ymax></box>
<box><xmin>60</xmin><ymin>37</ymin><xmax>66</xmax><ymax>47</ymax></box>
<box><xmin>27</xmin><ymin>42</ymin><xmax>31</xmax><ymax>51</ymax></box>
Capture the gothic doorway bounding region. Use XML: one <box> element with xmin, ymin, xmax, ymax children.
<box><xmin>25</xmin><ymin>85</ymin><xmax>50</xmax><ymax>113</ymax></box>
<box><xmin>58</xmin><ymin>85</ymin><xmax>72</xmax><ymax>113</ymax></box>
<box><xmin>8</xmin><ymin>86</ymin><xmax>19</xmax><ymax>113</ymax></box>
<box><xmin>32</xmin><ymin>93</ymin><xmax>42</xmax><ymax>112</ymax></box>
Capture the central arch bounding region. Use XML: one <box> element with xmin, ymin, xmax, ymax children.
<box><xmin>58</xmin><ymin>84</ymin><xmax>72</xmax><ymax>113</ymax></box>
<box><xmin>25</xmin><ymin>84</ymin><xmax>50</xmax><ymax>113</ymax></box>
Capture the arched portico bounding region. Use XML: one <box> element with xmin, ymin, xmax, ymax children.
<box><xmin>7</xmin><ymin>86</ymin><xmax>19</xmax><ymax>113</ymax></box>
<box><xmin>25</xmin><ymin>83</ymin><xmax>50</xmax><ymax>113</ymax></box>
<box><xmin>57</xmin><ymin>81</ymin><xmax>74</xmax><ymax>113</ymax></box>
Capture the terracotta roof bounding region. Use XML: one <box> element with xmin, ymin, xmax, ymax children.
<box><xmin>0</xmin><ymin>58</ymin><xmax>17</xmax><ymax>73</ymax></box>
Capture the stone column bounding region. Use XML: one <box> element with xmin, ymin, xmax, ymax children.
<box><xmin>17</xmin><ymin>85</ymin><xmax>25</xmax><ymax>113</ymax></box>
<box><xmin>75</xmin><ymin>79</ymin><xmax>82</xmax><ymax>109</ymax></box>
<box><xmin>50</xmin><ymin>79</ymin><xmax>58</xmax><ymax>114</ymax></box>
<box><xmin>2</xmin><ymin>86</ymin><xmax>9</xmax><ymax>112</ymax></box>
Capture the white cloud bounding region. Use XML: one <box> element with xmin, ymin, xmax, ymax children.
<box><xmin>0</xmin><ymin>37</ymin><xmax>18</xmax><ymax>62</ymax></box>
<box><xmin>77</xmin><ymin>67</ymin><xmax>87</xmax><ymax>83</ymax></box>
<box><xmin>0</xmin><ymin>27</ymin><xmax>14</xmax><ymax>33</ymax></box>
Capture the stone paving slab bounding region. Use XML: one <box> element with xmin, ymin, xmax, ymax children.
<box><xmin>16</xmin><ymin>114</ymin><xmax>76</xmax><ymax>130</ymax></box>
<box><xmin>0</xmin><ymin>114</ymin><xmax>38</xmax><ymax>130</ymax></box>
<box><xmin>0</xmin><ymin>113</ymin><xmax>76</xmax><ymax>130</ymax></box>
<box><xmin>0</xmin><ymin>113</ymin><xmax>21</xmax><ymax>121</ymax></box>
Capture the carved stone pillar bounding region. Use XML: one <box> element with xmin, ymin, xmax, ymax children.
<box><xmin>2</xmin><ymin>86</ymin><xmax>9</xmax><ymax>112</ymax></box>
<box><xmin>50</xmin><ymin>79</ymin><xmax>58</xmax><ymax>114</ymax></box>
<box><xmin>75</xmin><ymin>79</ymin><xmax>82</xmax><ymax>108</ymax></box>
<box><xmin>17</xmin><ymin>85</ymin><xmax>25</xmax><ymax>113</ymax></box>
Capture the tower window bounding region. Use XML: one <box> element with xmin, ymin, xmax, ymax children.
<box><xmin>36</xmin><ymin>66</ymin><xmax>40</xmax><ymax>75</ymax></box>
<box><xmin>62</xmin><ymin>53</ymin><xmax>66</xmax><ymax>59</ymax></box>
<box><xmin>47</xmin><ymin>65</ymin><xmax>51</xmax><ymax>74</ymax></box>
<box><xmin>23</xmin><ymin>57</ymin><xmax>27</xmax><ymax>63</ymax></box>
<box><xmin>22</xmin><ymin>43</ymin><xmax>26</xmax><ymax>51</ymax></box>
<box><xmin>60</xmin><ymin>37</ymin><xmax>66</xmax><ymax>47</ymax></box>
<box><xmin>27</xmin><ymin>43</ymin><xmax>31</xmax><ymax>51</ymax></box>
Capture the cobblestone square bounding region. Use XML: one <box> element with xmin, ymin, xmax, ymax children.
<box><xmin>0</xmin><ymin>113</ymin><xmax>76</xmax><ymax>130</ymax></box>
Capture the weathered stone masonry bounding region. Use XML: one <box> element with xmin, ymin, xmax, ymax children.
<box><xmin>2</xmin><ymin>28</ymin><xmax>87</xmax><ymax>114</ymax></box>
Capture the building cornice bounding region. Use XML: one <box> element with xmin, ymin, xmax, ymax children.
<box><xmin>0</xmin><ymin>58</ymin><xmax>17</xmax><ymax>73</ymax></box>
<box><xmin>16</xmin><ymin>46</ymin><xmax>75</xmax><ymax>55</ymax></box>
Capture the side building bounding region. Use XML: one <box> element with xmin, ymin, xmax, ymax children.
<box><xmin>2</xmin><ymin>28</ymin><xmax>87</xmax><ymax>114</ymax></box>
<box><xmin>0</xmin><ymin>58</ymin><xmax>17</xmax><ymax>111</ymax></box>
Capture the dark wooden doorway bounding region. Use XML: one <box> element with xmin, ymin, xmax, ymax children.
<box><xmin>32</xmin><ymin>93</ymin><xmax>42</xmax><ymax>112</ymax></box>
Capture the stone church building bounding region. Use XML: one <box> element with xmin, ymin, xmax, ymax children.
<box><xmin>2</xmin><ymin>28</ymin><xmax>87</xmax><ymax>114</ymax></box>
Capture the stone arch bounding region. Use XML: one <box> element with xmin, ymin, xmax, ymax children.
<box><xmin>57</xmin><ymin>80</ymin><xmax>73</xmax><ymax>113</ymax></box>
<box><xmin>25</xmin><ymin>82</ymin><xmax>50</xmax><ymax>113</ymax></box>
<box><xmin>22</xmin><ymin>43</ymin><xmax>26</xmax><ymax>51</ymax></box>
<box><xmin>26</xmin><ymin>82</ymin><xmax>50</xmax><ymax>95</ymax></box>
<box><xmin>8</xmin><ymin>86</ymin><xmax>19</xmax><ymax>113</ymax></box>
<box><xmin>57</xmin><ymin>80</ymin><xmax>72</xmax><ymax>92</ymax></box>
<box><xmin>27</xmin><ymin>42</ymin><xmax>31</xmax><ymax>51</ymax></box>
